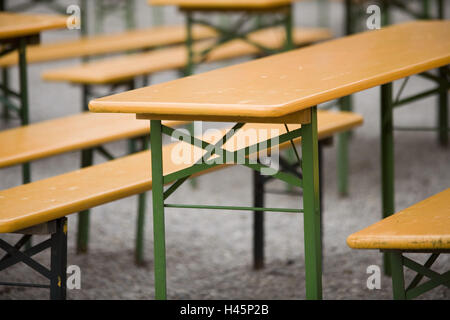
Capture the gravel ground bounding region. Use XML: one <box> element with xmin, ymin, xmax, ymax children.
<box><xmin>0</xmin><ymin>0</ymin><xmax>449</xmax><ymax>300</ymax></box>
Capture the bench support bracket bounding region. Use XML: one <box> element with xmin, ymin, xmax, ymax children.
<box><xmin>0</xmin><ymin>218</ymin><xmax>67</xmax><ymax>300</ymax></box>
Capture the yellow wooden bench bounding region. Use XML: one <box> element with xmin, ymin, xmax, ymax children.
<box><xmin>41</xmin><ymin>26</ymin><xmax>332</xmax><ymax>85</ymax></box>
<box><xmin>0</xmin><ymin>110</ymin><xmax>362</xmax><ymax>299</ymax></box>
<box><xmin>347</xmin><ymin>188</ymin><xmax>450</xmax><ymax>299</ymax></box>
<box><xmin>0</xmin><ymin>24</ymin><xmax>216</xmax><ymax>67</ymax></box>
<box><xmin>0</xmin><ymin>113</ymin><xmax>184</xmax><ymax>169</ymax></box>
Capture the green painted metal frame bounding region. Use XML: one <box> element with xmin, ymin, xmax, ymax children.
<box><xmin>0</xmin><ymin>217</ymin><xmax>68</xmax><ymax>300</ymax></box>
<box><xmin>389</xmin><ymin>251</ymin><xmax>450</xmax><ymax>300</ymax></box>
<box><xmin>149</xmin><ymin>106</ymin><xmax>322</xmax><ymax>300</ymax></box>
<box><xmin>336</xmin><ymin>0</ymin><xmax>447</xmax><ymax>198</ymax></box>
<box><xmin>339</xmin><ymin>0</ymin><xmax>449</xmax><ymax>275</ymax></box>
<box><xmin>182</xmin><ymin>4</ymin><xmax>294</xmax><ymax>77</ymax></box>
<box><xmin>379</xmin><ymin>67</ymin><xmax>449</xmax><ymax>275</ymax></box>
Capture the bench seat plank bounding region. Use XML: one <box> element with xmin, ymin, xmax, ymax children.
<box><xmin>89</xmin><ymin>21</ymin><xmax>450</xmax><ymax>121</ymax></box>
<box><xmin>0</xmin><ymin>110</ymin><xmax>363</xmax><ymax>233</ymax></box>
<box><xmin>42</xmin><ymin>27</ymin><xmax>332</xmax><ymax>84</ymax></box>
<box><xmin>0</xmin><ymin>112</ymin><xmax>185</xmax><ymax>169</ymax></box>
<box><xmin>347</xmin><ymin>189</ymin><xmax>450</xmax><ymax>250</ymax></box>
<box><xmin>0</xmin><ymin>12</ymin><xmax>67</xmax><ymax>39</ymax></box>
<box><xmin>0</xmin><ymin>25</ymin><xmax>215</xmax><ymax>67</ymax></box>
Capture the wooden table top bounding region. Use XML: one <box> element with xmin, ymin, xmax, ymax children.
<box><xmin>0</xmin><ymin>12</ymin><xmax>67</xmax><ymax>40</ymax></box>
<box><xmin>89</xmin><ymin>21</ymin><xmax>450</xmax><ymax>122</ymax></box>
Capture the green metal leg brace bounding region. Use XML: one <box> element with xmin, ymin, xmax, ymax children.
<box><xmin>389</xmin><ymin>251</ymin><xmax>450</xmax><ymax>300</ymax></box>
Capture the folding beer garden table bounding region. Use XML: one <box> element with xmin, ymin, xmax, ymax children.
<box><xmin>149</xmin><ymin>0</ymin><xmax>299</xmax><ymax>75</ymax></box>
<box><xmin>89</xmin><ymin>21</ymin><xmax>450</xmax><ymax>300</ymax></box>
<box><xmin>0</xmin><ymin>12</ymin><xmax>67</xmax><ymax>181</ymax></box>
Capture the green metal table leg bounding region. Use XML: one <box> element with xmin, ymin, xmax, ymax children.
<box><xmin>390</xmin><ymin>251</ymin><xmax>406</xmax><ymax>300</ymax></box>
<box><xmin>77</xmin><ymin>148</ymin><xmax>93</xmax><ymax>253</ymax></box>
<box><xmin>184</xmin><ymin>12</ymin><xmax>194</xmax><ymax>77</ymax></box>
<box><xmin>421</xmin><ymin>0</ymin><xmax>430</xmax><ymax>19</ymax></box>
<box><xmin>337</xmin><ymin>95</ymin><xmax>351</xmax><ymax>197</ymax></box>
<box><xmin>301</xmin><ymin>106</ymin><xmax>322</xmax><ymax>300</ymax></box>
<box><xmin>2</xmin><ymin>68</ymin><xmax>9</xmax><ymax>120</ymax></box>
<box><xmin>18</xmin><ymin>37</ymin><xmax>31</xmax><ymax>182</ymax></box>
<box><xmin>135</xmin><ymin>137</ymin><xmax>150</xmax><ymax>266</ymax></box>
<box><xmin>150</xmin><ymin>120</ymin><xmax>167</xmax><ymax>300</ymax></box>
<box><xmin>381</xmin><ymin>82</ymin><xmax>394</xmax><ymax>276</ymax></box>
<box><xmin>437</xmin><ymin>0</ymin><xmax>445</xmax><ymax>19</ymax></box>
<box><xmin>253</xmin><ymin>170</ymin><xmax>265</xmax><ymax>270</ymax></box>
<box><xmin>438</xmin><ymin>67</ymin><xmax>448</xmax><ymax>146</ymax></box>
<box><xmin>284</xmin><ymin>4</ymin><xmax>294</xmax><ymax>51</ymax></box>
<box><xmin>381</xmin><ymin>0</ymin><xmax>390</xmax><ymax>27</ymax></box>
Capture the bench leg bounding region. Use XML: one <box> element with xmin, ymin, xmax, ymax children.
<box><xmin>18</xmin><ymin>37</ymin><xmax>33</xmax><ymax>250</ymax></box>
<box><xmin>390</xmin><ymin>252</ymin><xmax>406</xmax><ymax>300</ymax></box>
<box><xmin>77</xmin><ymin>149</ymin><xmax>94</xmax><ymax>253</ymax></box>
<box><xmin>50</xmin><ymin>218</ymin><xmax>68</xmax><ymax>300</ymax></box>
<box><xmin>438</xmin><ymin>66</ymin><xmax>448</xmax><ymax>146</ymax></box>
<box><xmin>18</xmin><ymin>37</ymin><xmax>31</xmax><ymax>184</ymax></box>
<box><xmin>150</xmin><ymin>120</ymin><xmax>167</xmax><ymax>300</ymax></box>
<box><xmin>381</xmin><ymin>83</ymin><xmax>394</xmax><ymax>276</ymax></box>
<box><xmin>301</xmin><ymin>106</ymin><xmax>322</xmax><ymax>300</ymax></box>
<box><xmin>253</xmin><ymin>170</ymin><xmax>265</xmax><ymax>270</ymax></box>
<box><xmin>0</xmin><ymin>219</ymin><xmax>68</xmax><ymax>300</ymax></box>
